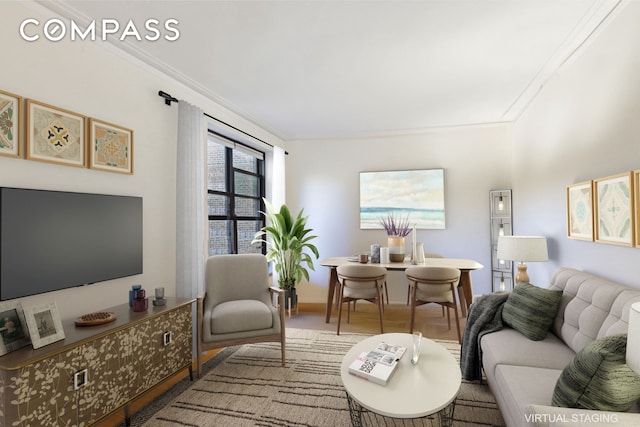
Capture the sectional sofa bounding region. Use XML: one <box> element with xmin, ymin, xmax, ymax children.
<box><xmin>479</xmin><ymin>267</ymin><xmax>640</xmax><ymax>427</ymax></box>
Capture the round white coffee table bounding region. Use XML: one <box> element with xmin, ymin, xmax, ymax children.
<box><xmin>340</xmin><ymin>333</ymin><xmax>461</xmax><ymax>426</ymax></box>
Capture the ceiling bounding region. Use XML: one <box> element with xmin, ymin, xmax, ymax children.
<box><xmin>41</xmin><ymin>0</ymin><xmax>621</xmax><ymax>141</ymax></box>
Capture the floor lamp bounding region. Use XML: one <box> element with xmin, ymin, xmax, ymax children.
<box><xmin>496</xmin><ymin>236</ymin><xmax>548</xmax><ymax>284</ymax></box>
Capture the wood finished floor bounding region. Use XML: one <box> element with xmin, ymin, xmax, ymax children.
<box><xmin>99</xmin><ymin>302</ymin><xmax>466</xmax><ymax>426</ymax></box>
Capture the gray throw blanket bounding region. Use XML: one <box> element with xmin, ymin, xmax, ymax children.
<box><xmin>460</xmin><ymin>291</ymin><xmax>509</xmax><ymax>381</ymax></box>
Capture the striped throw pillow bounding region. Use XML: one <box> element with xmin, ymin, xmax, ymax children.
<box><xmin>502</xmin><ymin>282</ymin><xmax>562</xmax><ymax>341</ymax></box>
<box><xmin>552</xmin><ymin>334</ymin><xmax>640</xmax><ymax>411</ymax></box>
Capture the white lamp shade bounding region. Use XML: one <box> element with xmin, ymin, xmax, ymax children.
<box><xmin>627</xmin><ymin>302</ymin><xmax>640</xmax><ymax>374</ymax></box>
<box><xmin>496</xmin><ymin>236</ymin><xmax>548</xmax><ymax>262</ymax></box>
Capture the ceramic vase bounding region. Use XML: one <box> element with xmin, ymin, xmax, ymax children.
<box><xmin>387</xmin><ymin>236</ymin><xmax>406</xmax><ymax>262</ymax></box>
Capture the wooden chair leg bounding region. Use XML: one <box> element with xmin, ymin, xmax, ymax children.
<box><xmin>409</xmin><ymin>281</ymin><xmax>417</xmax><ymax>333</ymax></box>
<box><xmin>446</xmin><ymin>306</ymin><xmax>451</xmax><ymax>329</ymax></box>
<box><xmin>452</xmin><ymin>288</ymin><xmax>462</xmax><ymax>343</ymax></box>
<box><xmin>337</xmin><ymin>286</ymin><xmax>345</xmax><ymax>335</ymax></box>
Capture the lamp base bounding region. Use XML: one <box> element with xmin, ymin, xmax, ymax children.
<box><xmin>515</xmin><ymin>262</ymin><xmax>530</xmax><ymax>284</ymax></box>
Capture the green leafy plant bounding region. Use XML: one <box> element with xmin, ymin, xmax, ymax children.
<box><xmin>252</xmin><ymin>199</ymin><xmax>320</xmax><ymax>290</ymax></box>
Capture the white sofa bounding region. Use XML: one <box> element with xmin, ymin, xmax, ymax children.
<box><xmin>480</xmin><ymin>267</ymin><xmax>640</xmax><ymax>427</ymax></box>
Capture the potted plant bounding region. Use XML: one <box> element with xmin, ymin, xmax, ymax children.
<box><xmin>379</xmin><ymin>213</ymin><xmax>412</xmax><ymax>262</ymax></box>
<box><xmin>252</xmin><ymin>199</ymin><xmax>320</xmax><ymax>308</ymax></box>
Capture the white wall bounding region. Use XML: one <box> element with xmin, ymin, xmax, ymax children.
<box><xmin>512</xmin><ymin>2</ymin><xmax>640</xmax><ymax>288</ymax></box>
<box><xmin>1</xmin><ymin>1</ymin><xmax>280</xmax><ymax>319</ymax></box>
<box><xmin>286</xmin><ymin>125</ymin><xmax>512</xmax><ymax>303</ymax></box>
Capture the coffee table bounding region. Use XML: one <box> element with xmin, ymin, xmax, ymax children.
<box><xmin>340</xmin><ymin>333</ymin><xmax>461</xmax><ymax>426</ymax></box>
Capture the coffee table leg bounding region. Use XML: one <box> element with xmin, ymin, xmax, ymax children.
<box><xmin>437</xmin><ymin>400</ymin><xmax>456</xmax><ymax>427</ymax></box>
<box><xmin>345</xmin><ymin>392</ymin><xmax>364</xmax><ymax>427</ymax></box>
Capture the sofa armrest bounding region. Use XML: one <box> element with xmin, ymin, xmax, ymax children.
<box><xmin>525</xmin><ymin>404</ymin><xmax>640</xmax><ymax>427</ymax></box>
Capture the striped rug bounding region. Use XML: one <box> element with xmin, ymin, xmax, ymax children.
<box><xmin>131</xmin><ymin>328</ymin><xmax>504</xmax><ymax>426</ymax></box>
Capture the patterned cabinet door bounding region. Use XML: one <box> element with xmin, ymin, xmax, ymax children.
<box><xmin>128</xmin><ymin>314</ymin><xmax>165</xmax><ymax>397</ymax></box>
<box><xmin>75</xmin><ymin>329</ymin><xmax>131</xmax><ymax>426</ymax></box>
<box><xmin>159</xmin><ymin>304</ymin><xmax>192</xmax><ymax>377</ymax></box>
<box><xmin>5</xmin><ymin>352</ymin><xmax>79</xmax><ymax>426</ymax></box>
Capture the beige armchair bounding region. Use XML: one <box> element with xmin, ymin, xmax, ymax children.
<box><xmin>196</xmin><ymin>254</ymin><xmax>285</xmax><ymax>378</ymax></box>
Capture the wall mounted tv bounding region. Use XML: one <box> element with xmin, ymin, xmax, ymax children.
<box><xmin>0</xmin><ymin>187</ymin><xmax>143</xmax><ymax>301</ymax></box>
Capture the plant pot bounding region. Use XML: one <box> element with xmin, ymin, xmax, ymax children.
<box><xmin>284</xmin><ymin>288</ymin><xmax>297</xmax><ymax>310</ymax></box>
<box><xmin>387</xmin><ymin>236</ymin><xmax>406</xmax><ymax>262</ymax></box>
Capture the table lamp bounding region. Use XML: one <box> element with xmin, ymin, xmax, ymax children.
<box><xmin>627</xmin><ymin>302</ymin><xmax>640</xmax><ymax>374</ymax></box>
<box><xmin>496</xmin><ymin>236</ymin><xmax>548</xmax><ymax>284</ymax></box>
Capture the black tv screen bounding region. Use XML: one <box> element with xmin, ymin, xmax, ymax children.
<box><xmin>0</xmin><ymin>187</ymin><xmax>143</xmax><ymax>301</ymax></box>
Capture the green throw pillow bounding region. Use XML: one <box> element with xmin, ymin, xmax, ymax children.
<box><xmin>502</xmin><ymin>282</ymin><xmax>562</xmax><ymax>341</ymax></box>
<box><xmin>552</xmin><ymin>334</ymin><xmax>640</xmax><ymax>412</ymax></box>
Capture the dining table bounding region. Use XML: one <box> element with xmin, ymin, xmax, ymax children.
<box><xmin>319</xmin><ymin>256</ymin><xmax>484</xmax><ymax>323</ymax></box>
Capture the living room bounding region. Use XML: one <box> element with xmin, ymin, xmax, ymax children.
<box><xmin>1</xmin><ymin>1</ymin><xmax>640</xmax><ymax>425</ymax></box>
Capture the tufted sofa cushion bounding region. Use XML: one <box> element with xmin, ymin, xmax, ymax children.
<box><xmin>547</xmin><ymin>268</ymin><xmax>640</xmax><ymax>354</ymax></box>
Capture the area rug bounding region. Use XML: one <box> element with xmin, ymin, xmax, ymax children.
<box><xmin>121</xmin><ymin>328</ymin><xmax>504</xmax><ymax>426</ymax></box>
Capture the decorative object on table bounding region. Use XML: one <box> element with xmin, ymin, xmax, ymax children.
<box><xmin>379</xmin><ymin>212</ymin><xmax>412</xmax><ymax>262</ymax></box>
<box><xmin>74</xmin><ymin>311</ymin><xmax>117</xmax><ymax>326</ymax></box>
<box><xmin>594</xmin><ymin>172</ymin><xmax>634</xmax><ymax>246</ymax></box>
<box><xmin>131</xmin><ymin>287</ymin><xmax>148</xmax><ymax>312</ymax></box>
<box><xmin>0</xmin><ymin>89</ymin><xmax>22</xmax><ymax>158</ymax></box>
<box><xmin>24</xmin><ymin>302</ymin><xmax>65</xmax><ymax>349</ymax></box>
<box><xmin>380</xmin><ymin>246</ymin><xmax>390</xmax><ymax>263</ymax></box>
<box><xmin>411</xmin><ymin>331</ymin><xmax>422</xmax><ymax>365</ymax></box>
<box><xmin>153</xmin><ymin>287</ymin><xmax>167</xmax><ymax>306</ymax></box>
<box><xmin>414</xmin><ymin>242</ymin><xmax>425</xmax><ymax>264</ymax></box>
<box><xmin>251</xmin><ymin>198</ymin><xmax>319</xmax><ymax>297</ymax></box>
<box><xmin>348</xmin><ymin>341</ymin><xmax>406</xmax><ymax>386</ymax></box>
<box><xmin>358</xmin><ymin>253</ymin><xmax>369</xmax><ymax>263</ymax></box>
<box><xmin>370</xmin><ymin>244</ymin><xmax>380</xmax><ymax>263</ymax></box>
<box><xmin>89</xmin><ymin>118</ymin><xmax>134</xmax><ymax>174</ymax></box>
<box><xmin>566</xmin><ymin>181</ymin><xmax>594</xmax><ymax>241</ymax></box>
<box><xmin>628</xmin><ymin>302</ymin><xmax>640</xmax><ymax>374</ymax></box>
<box><xmin>0</xmin><ymin>300</ymin><xmax>31</xmax><ymax>356</ymax></box>
<box><xmin>129</xmin><ymin>284</ymin><xmax>142</xmax><ymax>307</ymax></box>
<box><xmin>496</xmin><ymin>235</ymin><xmax>548</xmax><ymax>284</ymax></box>
<box><xmin>490</xmin><ymin>189</ymin><xmax>513</xmax><ymax>292</ymax></box>
<box><xmin>359</xmin><ymin>169</ymin><xmax>445</xmax><ymax>230</ymax></box>
<box><xmin>25</xmin><ymin>99</ymin><xmax>86</xmax><ymax>167</ymax></box>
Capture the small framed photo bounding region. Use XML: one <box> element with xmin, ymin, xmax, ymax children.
<box><xmin>594</xmin><ymin>172</ymin><xmax>635</xmax><ymax>246</ymax></box>
<box><xmin>26</xmin><ymin>99</ymin><xmax>86</xmax><ymax>167</ymax></box>
<box><xmin>25</xmin><ymin>302</ymin><xmax>65</xmax><ymax>350</ymax></box>
<box><xmin>0</xmin><ymin>89</ymin><xmax>22</xmax><ymax>158</ymax></box>
<box><xmin>0</xmin><ymin>300</ymin><xmax>31</xmax><ymax>356</ymax></box>
<box><xmin>566</xmin><ymin>181</ymin><xmax>594</xmax><ymax>241</ymax></box>
<box><xmin>89</xmin><ymin>118</ymin><xmax>134</xmax><ymax>174</ymax></box>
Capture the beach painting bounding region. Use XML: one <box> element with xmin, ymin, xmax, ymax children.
<box><xmin>360</xmin><ymin>169</ymin><xmax>445</xmax><ymax>229</ymax></box>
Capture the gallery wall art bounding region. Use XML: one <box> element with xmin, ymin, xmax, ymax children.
<box><xmin>0</xmin><ymin>89</ymin><xmax>22</xmax><ymax>158</ymax></box>
<box><xmin>360</xmin><ymin>169</ymin><xmax>445</xmax><ymax>230</ymax></box>
<box><xmin>566</xmin><ymin>181</ymin><xmax>594</xmax><ymax>241</ymax></box>
<box><xmin>594</xmin><ymin>172</ymin><xmax>634</xmax><ymax>246</ymax></box>
<box><xmin>89</xmin><ymin>118</ymin><xmax>134</xmax><ymax>174</ymax></box>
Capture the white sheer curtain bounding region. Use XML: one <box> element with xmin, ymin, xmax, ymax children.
<box><xmin>271</xmin><ymin>145</ymin><xmax>286</xmax><ymax>208</ymax></box>
<box><xmin>176</xmin><ymin>101</ymin><xmax>206</xmax><ymax>299</ymax></box>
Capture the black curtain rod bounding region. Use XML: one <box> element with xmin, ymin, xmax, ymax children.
<box><xmin>158</xmin><ymin>90</ymin><xmax>287</xmax><ymax>154</ymax></box>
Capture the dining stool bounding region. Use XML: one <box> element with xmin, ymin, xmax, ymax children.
<box><xmin>406</xmin><ymin>266</ymin><xmax>462</xmax><ymax>343</ymax></box>
<box><xmin>336</xmin><ymin>264</ymin><xmax>387</xmax><ymax>335</ymax></box>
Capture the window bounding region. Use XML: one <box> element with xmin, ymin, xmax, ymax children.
<box><xmin>207</xmin><ymin>133</ymin><xmax>265</xmax><ymax>255</ymax></box>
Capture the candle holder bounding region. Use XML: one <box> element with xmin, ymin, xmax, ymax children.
<box><xmin>153</xmin><ymin>287</ymin><xmax>167</xmax><ymax>306</ymax></box>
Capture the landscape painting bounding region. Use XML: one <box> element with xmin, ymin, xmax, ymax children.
<box><xmin>360</xmin><ymin>169</ymin><xmax>445</xmax><ymax>229</ymax></box>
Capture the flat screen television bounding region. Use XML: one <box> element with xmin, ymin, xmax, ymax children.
<box><xmin>0</xmin><ymin>187</ymin><xmax>143</xmax><ymax>301</ymax></box>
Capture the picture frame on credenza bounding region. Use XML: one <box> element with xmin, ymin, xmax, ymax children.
<box><xmin>0</xmin><ymin>300</ymin><xmax>31</xmax><ymax>356</ymax></box>
<box><xmin>24</xmin><ymin>302</ymin><xmax>65</xmax><ymax>350</ymax></box>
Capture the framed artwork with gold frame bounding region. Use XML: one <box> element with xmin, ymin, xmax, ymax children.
<box><xmin>566</xmin><ymin>180</ymin><xmax>594</xmax><ymax>241</ymax></box>
<box><xmin>89</xmin><ymin>118</ymin><xmax>134</xmax><ymax>174</ymax></box>
<box><xmin>0</xmin><ymin>89</ymin><xmax>22</xmax><ymax>158</ymax></box>
<box><xmin>26</xmin><ymin>99</ymin><xmax>86</xmax><ymax>167</ymax></box>
<box><xmin>594</xmin><ymin>172</ymin><xmax>634</xmax><ymax>246</ymax></box>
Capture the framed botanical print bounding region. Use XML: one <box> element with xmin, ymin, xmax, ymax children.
<box><xmin>24</xmin><ymin>302</ymin><xmax>65</xmax><ymax>349</ymax></box>
<box><xmin>0</xmin><ymin>300</ymin><xmax>31</xmax><ymax>356</ymax></box>
<box><xmin>0</xmin><ymin>89</ymin><xmax>22</xmax><ymax>158</ymax></box>
<box><xmin>594</xmin><ymin>172</ymin><xmax>635</xmax><ymax>246</ymax></box>
<box><xmin>566</xmin><ymin>181</ymin><xmax>594</xmax><ymax>241</ymax></box>
<box><xmin>26</xmin><ymin>99</ymin><xmax>86</xmax><ymax>167</ymax></box>
<box><xmin>89</xmin><ymin>118</ymin><xmax>134</xmax><ymax>174</ymax></box>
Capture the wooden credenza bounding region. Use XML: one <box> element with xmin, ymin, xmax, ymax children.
<box><xmin>0</xmin><ymin>297</ymin><xmax>194</xmax><ymax>427</ymax></box>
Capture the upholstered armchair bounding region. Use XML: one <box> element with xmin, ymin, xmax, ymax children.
<box><xmin>196</xmin><ymin>254</ymin><xmax>286</xmax><ymax>378</ymax></box>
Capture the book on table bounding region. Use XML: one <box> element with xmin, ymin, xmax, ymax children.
<box><xmin>348</xmin><ymin>342</ymin><xmax>407</xmax><ymax>386</ymax></box>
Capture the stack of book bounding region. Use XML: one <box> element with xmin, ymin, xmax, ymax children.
<box><xmin>348</xmin><ymin>342</ymin><xmax>407</xmax><ymax>386</ymax></box>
